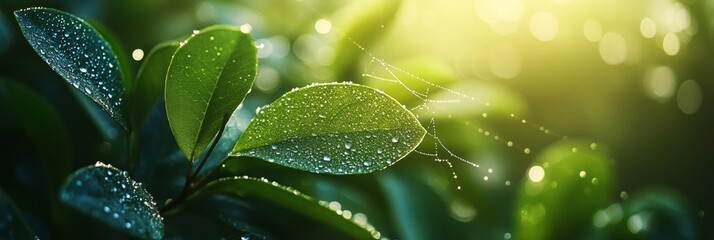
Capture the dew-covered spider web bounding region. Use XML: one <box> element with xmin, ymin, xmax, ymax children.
<box><xmin>350</xmin><ymin>39</ymin><xmax>584</xmax><ymax>190</ymax></box>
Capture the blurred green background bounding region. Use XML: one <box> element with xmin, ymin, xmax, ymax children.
<box><xmin>0</xmin><ymin>0</ymin><xmax>711</xmax><ymax>239</ymax></box>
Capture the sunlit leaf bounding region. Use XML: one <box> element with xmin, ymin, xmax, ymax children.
<box><xmin>61</xmin><ymin>162</ymin><xmax>164</xmax><ymax>240</ymax></box>
<box><xmin>14</xmin><ymin>7</ymin><xmax>128</xmax><ymax>129</ymax></box>
<box><xmin>514</xmin><ymin>141</ymin><xmax>614</xmax><ymax>240</ymax></box>
<box><xmin>190</xmin><ymin>176</ymin><xmax>382</xmax><ymax>239</ymax></box>
<box><xmin>233</xmin><ymin>82</ymin><xmax>426</xmax><ymax>174</ymax></box>
<box><xmin>132</xmin><ymin>41</ymin><xmax>179</xmax><ymax>129</ymax></box>
<box><xmin>165</xmin><ymin>25</ymin><xmax>257</xmax><ymax>162</ymax></box>
<box><xmin>0</xmin><ymin>187</ymin><xmax>35</xmax><ymax>239</ymax></box>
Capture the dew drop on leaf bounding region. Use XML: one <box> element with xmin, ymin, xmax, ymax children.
<box><xmin>60</xmin><ymin>162</ymin><xmax>164</xmax><ymax>239</ymax></box>
<box><xmin>14</xmin><ymin>8</ymin><xmax>127</xmax><ymax>128</ymax></box>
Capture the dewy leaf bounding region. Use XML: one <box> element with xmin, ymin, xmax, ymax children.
<box><xmin>61</xmin><ymin>162</ymin><xmax>164</xmax><ymax>240</ymax></box>
<box><xmin>133</xmin><ymin>41</ymin><xmax>179</xmax><ymax>129</ymax></box>
<box><xmin>14</xmin><ymin>7</ymin><xmax>128</xmax><ymax>129</ymax></box>
<box><xmin>233</xmin><ymin>82</ymin><xmax>426</xmax><ymax>174</ymax></box>
<box><xmin>191</xmin><ymin>176</ymin><xmax>382</xmax><ymax>239</ymax></box>
<box><xmin>0</xmin><ymin>187</ymin><xmax>35</xmax><ymax>239</ymax></box>
<box><xmin>165</xmin><ymin>25</ymin><xmax>257</xmax><ymax>161</ymax></box>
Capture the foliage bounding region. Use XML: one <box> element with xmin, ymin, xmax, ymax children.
<box><xmin>0</xmin><ymin>1</ymin><xmax>706</xmax><ymax>239</ymax></box>
<box><xmin>4</xmin><ymin>6</ymin><xmax>423</xmax><ymax>239</ymax></box>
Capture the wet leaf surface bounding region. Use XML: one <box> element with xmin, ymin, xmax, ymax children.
<box><xmin>15</xmin><ymin>7</ymin><xmax>127</xmax><ymax>129</ymax></box>
<box><xmin>233</xmin><ymin>82</ymin><xmax>426</xmax><ymax>174</ymax></box>
<box><xmin>61</xmin><ymin>162</ymin><xmax>164</xmax><ymax>239</ymax></box>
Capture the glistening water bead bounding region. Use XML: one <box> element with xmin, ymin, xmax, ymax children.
<box><xmin>15</xmin><ymin>8</ymin><xmax>127</xmax><ymax>128</ymax></box>
<box><xmin>60</xmin><ymin>163</ymin><xmax>163</xmax><ymax>239</ymax></box>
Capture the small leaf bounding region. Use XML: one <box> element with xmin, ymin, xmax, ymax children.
<box><xmin>233</xmin><ymin>83</ymin><xmax>426</xmax><ymax>174</ymax></box>
<box><xmin>14</xmin><ymin>7</ymin><xmax>128</xmax><ymax>129</ymax></box>
<box><xmin>166</xmin><ymin>25</ymin><xmax>257</xmax><ymax>161</ymax></box>
<box><xmin>191</xmin><ymin>176</ymin><xmax>382</xmax><ymax>239</ymax></box>
<box><xmin>132</xmin><ymin>41</ymin><xmax>179</xmax><ymax>129</ymax></box>
<box><xmin>61</xmin><ymin>162</ymin><xmax>164</xmax><ymax>240</ymax></box>
<box><xmin>514</xmin><ymin>141</ymin><xmax>614</xmax><ymax>240</ymax></box>
<box><xmin>0</xmin><ymin>187</ymin><xmax>35</xmax><ymax>239</ymax></box>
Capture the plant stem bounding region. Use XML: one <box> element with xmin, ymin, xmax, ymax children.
<box><xmin>160</xmin><ymin>115</ymin><xmax>230</xmax><ymax>214</ymax></box>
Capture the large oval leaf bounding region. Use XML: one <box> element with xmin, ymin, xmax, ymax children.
<box><xmin>14</xmin><ymin>7</ymin><xmax>127</xmax><ymax>129</ymax></box>
<box><xmin>190</xmin><ymin>176</ymin><xmax>382</xmax><ymax>239</ymax></box>
<box><xmin>233</xmin><ymin>82</ymin><xmax>426</xmax><ymax>174</ymax></box>
<box><xmin>60</xmin><ymin>162</ymin><xmax>164</xmax><ymax>239</ymax></box>
<box><xmin>514</xmin><ymin>141</ymin><xmax>614</xmax><ymax>240</ymax></box>
<box><xmin>166</xmin><ymin>25</ymin><xmax>257</xmax><ymax>161</ymax></box>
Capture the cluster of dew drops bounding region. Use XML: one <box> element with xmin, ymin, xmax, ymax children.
<box><xmin>17</xmin><ymin>8</ymin><xmax>125</xmax><ymax>122</ymax></box>
<box><xmin>66</xmin><ymin>162</ymin><xmax>163</xmax><ymax>239</ymax></box>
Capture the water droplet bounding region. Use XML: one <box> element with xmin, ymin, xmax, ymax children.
<box><xmin>323</xmin><ymin>156</ymin><xmax>331</xmax><ymax>161</ymax></box>
<box><xmin>391</xmin><ymin>137</ymin><xmax>399</xmax><ymax>143</ymax></box>
<box><xmin>79</xmin><ymin>68</ymin><xmax>87</xmax><ymax>73</ymax></box>
<box><xmin>579</xmin><ymin>171</ymin><xmax>587</xmax><ymax>178</ymax></box>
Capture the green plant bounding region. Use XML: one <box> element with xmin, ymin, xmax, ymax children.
<box><xmin>6</xmin><ymin>7</ymin><xmax>425</xmax><ymax>239</ymax></box>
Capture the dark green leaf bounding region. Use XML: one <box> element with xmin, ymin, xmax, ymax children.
<box><xmin>14</xmin><ymin>7</ymin><xmax>128</xmax><ymax>129</ymax></box>
<box><xmin>0</xmin><ymin>187</ymin><xmax>35</xmax><ymax>239</ymax></box>
<box><xmin>514</xmin><ymin>141</ymin><xmax>614</xmax><ymax>240</ymax></box>
<box><xmin>191</xmin><ymin>176</ymin><xmax>382</xmax><ymax>239</ymax></box>
<box><xmin>132</xmin><ymin>41</ymin><xmax>179</xmax><ymax>129</ymax></box>
<box><xmin>165</xmin><ymin>25</ymin><xmax>257</xmax><ymax>161</ymax></box>
<box><xmin>233</xmin><ymin>83</ymin><xmax>426</xmax><ymax>174</ymax></box>
<box><xmin>0</xmin><ymin>79</ymin><xmax>72</xmax><ymax>203</ymax></box>
<box><xmin>61</xmin><ymin>162</ymin><xmax>164</xmax><ymax>239</ymax></box>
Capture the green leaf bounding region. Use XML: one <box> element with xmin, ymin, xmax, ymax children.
<box><xmin>0</xmin><ymin>187</ymin><xmax>35</xmax><ymax>239</ymax></box>
<box><xmin>233</xmin><ymin>82</ymin><xmax>426</xmax><ymax>174</ymax></box>
<box><xmin>60</xmin><ymin>162</ymin><xmax>164</xmax><ymax>240</ymax></box>
<box><xmin>132</xmin><ymin>41</ymin><xmax>179</xmax><ymax>129</ymax></box>
<box><xmin>190</xmin><ymin>176</ymin><xmax>382</xmax><ymax>239</ymax></box>
<box><xmin>14</xmin><ymin>7</ymin><xmax>128</xmax><ymax>129</ymax></box>
<box><xmin>165</xmin><ymin>25</ymin><xmax>257</xmax><ymax>161</ymax></box>
<box><xmin>514</xmin><ymin>141</ymin><xmax>614</xmax><ymax>240</ymax></box>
